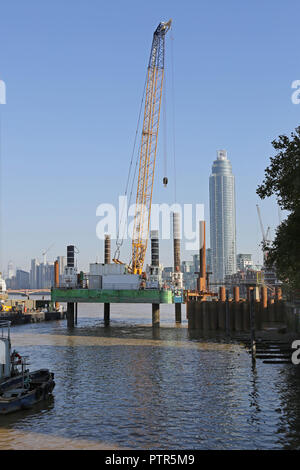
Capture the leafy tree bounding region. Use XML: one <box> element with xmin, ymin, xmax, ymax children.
<box><xmin>257</xmin><ymin>126</ymin><xmax>300</xmax><ymax>289</ymax></box>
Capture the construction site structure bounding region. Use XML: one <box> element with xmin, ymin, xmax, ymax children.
<box><xmin>61</xmin><ymin>245</ymin><xmax>78</xmax><ymax>288</ymax></box>
<box><xmin>146</xmin><ymin>230</ymin><xmax>163</xmax><ymax>289</ymax></box>
<box><xmin>185</xmin><ymin>221</ymin><xmax>217</xmax><ymax>302</ymax></box>
<box><xmin>256</xmin><ymin>204</ymin><xmax>271</xmax><ymax>265</ymax></box>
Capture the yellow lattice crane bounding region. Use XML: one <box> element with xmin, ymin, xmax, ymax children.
<box><xmin>114</xmin><ymin>19</ymin><xmax>172</xmax><ymax>275</ymax></box>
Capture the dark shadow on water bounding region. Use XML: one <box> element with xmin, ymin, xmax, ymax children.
<box><xmin>0</xmin><ymin>395</ymin><xmax>55</xmax><ymax>428</ymax></box>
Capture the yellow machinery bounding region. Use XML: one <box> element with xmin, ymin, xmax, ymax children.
<box><xmin>114</xmin><ymin>19</ymin><xmax>172</xmax><ymax>275</ymax></box>
<box><xmin>0</xmin><ymin>304</ymin><xmax>12</xmax><ymax>312</ymax></box>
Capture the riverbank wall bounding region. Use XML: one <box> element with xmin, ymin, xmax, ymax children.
<box><xmin>186</xmin><ymin>298</ymin><xmax>300</xmax><ymax>334</ymax></box>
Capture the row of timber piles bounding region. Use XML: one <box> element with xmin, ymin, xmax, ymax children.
<box><xmin>104</xmin><ymin>235</ymin><xmax>111</xmax><ymax>326</ymax></box>
<box><xmin>187</xmin><ymin>286</ymin><xmax>286</xmax><ymax>332</ymax></box>
<box><xmin>66</xmin><ymin>245</ymin><xmax>77</xmax><ymax>328</ymax></box>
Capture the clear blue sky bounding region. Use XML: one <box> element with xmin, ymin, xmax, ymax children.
<box><xmin>0</xmin><ymin>0</ymin><xmax>299</xmax><ymax>273</ymax></box>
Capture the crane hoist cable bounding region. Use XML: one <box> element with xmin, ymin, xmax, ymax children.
<box><xmin>114</xmin><ymin>75</ymin><xmax>148</xmax><ymax>261</ymax></box>
<box><xmin>170</xmin><ymin>26</ymin><xmax>177</xmax><ymax>203</ymax></box>
<box><xmin>163</xmin><ymin>55</ymin><xmax>168</xmax><ymax>186</ymax></box>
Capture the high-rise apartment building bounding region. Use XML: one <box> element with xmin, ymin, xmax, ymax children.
<box><xmin>30</xmin><ymin>259</ymin><xmax>39</xmax><ymax>288</ymax></box>
<box><xmin>209</xmin><ymin>150</ymin><xmax>236</xmax><ymax>283</ymax></box>
<box><xmin>7</xmin><ymin>261</ymin><xmax>14</xmax><ymax>279</ymax></box>
<box><xmin>37</xmin><ymin>263</ymin><xmax>54</xmax><ymax>289</ymax></box>
<box><xmin>16</xmin><ymin>270</ymin><xmax>30</xmax><ymax>289</ymax></box>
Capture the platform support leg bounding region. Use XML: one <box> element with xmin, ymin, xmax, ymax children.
<box><xmin>152</xmin><ymin>303</ymin><xmax>160</xmax><ymax>328</ymax></box>
<box><xmin>67</xmin><ymin>302</ymin><xmax>75</xmax><ymax>328</ymax></box>
<box><xmin>175</xmin><ymin>303</ymin><xmax>182</xmax><ymax>323</ymax></box>
<box><xmin>104</xmin><ymin>303</ymin><xmax>110</xmax><ymax>326</ymax></box>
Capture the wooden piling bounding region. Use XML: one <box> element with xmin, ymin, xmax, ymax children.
<box><xmin>219</xmin><ymin>286</ymin><xmax>226</xmax><ymax>302</ymax></box>
<box><xmin>242</xmin><ymin>301</ymin><xmax>250</xmax><ymax>331</ymax></box>
<box><xmin>152</xmin><ymin>303</ymin><xmax>160</xmax><ymax>328</ymax></box>
<box><xmin>187</xmin><ymin>301</ymin><xmax>196</xmax><ymax>329</ymax></box>
<box><xmin>210</xmin><ymin>300</ymin><xmax>218</xmax><ymax>330</ymax></box>
<box><xmin>275</xmin><ymin>287</ymin><xmax>282</xmax><ymax>301</ymax></box>
<box><xmin>218</xmin><ymin>299</ymin><xmax>226</xmax><ymax>331</ymax></box>
<box><xmin>261</xmin><ymin>286</ymin><xmax>267</xmax><ymax>309</ymax></box>
<box><xmin>268</xmin><ymin>298</ymin><xmax>275</xmax><ymax>322</ymax></box>
<box><xmin>233</xmin><ymin>286</ymin><xmax>240</xmax><ymax>302</ymax></box>
<box><xmin>229</xmin><ymin>300</ymin><xmax>235</xmax><ymax>331</ymax></box>
<box><xmin>261</xmin><ymin>287</ymin><xmax>268</xmax><ymax>323</ymax></box>
<box><xmin>225</xmin><ymin>292</ymin><xmax>230</xmax><ymax>335</ymax></box>
<box><xmin>54</xmin><ymin>260</ymin><xmax>60</xmax><ymax>311</ymax></box>
<box><xmin>202</xmin><ymin>301</ymin><xmax>209</xmax><ymax>331</ymax></box>
<box><xmin>233</xmin><ymin>300</ymin><xmax>242</xmax><ymax>331</ymax></box>
<box><xmin>274</xmin><ymin>287</ymin><xmax>284</xmax><ymax>321</ymax></box>
<box><xmin>195</xmin><ymin>301</ymin><xmax>202</xmax><ymax>330</ymax></box>
<box><xmin>254</xmin><ymin>300</ymin><xmax>261</xmax><ymax>330</ymax></box>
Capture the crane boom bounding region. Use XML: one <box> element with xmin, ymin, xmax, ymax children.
<box><xmin>131</xmin><ymin>20</ymin><xmax>172</xmax><ymax>275</ymax></box>
<box><xmin>256</xmin><ymin>204</ymin><xmax>266</xmax><ymax>241</ymax></box>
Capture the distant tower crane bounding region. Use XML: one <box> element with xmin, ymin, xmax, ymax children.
<box><xmin>42</xmin><ymin>243</ymin><xmax>55</xmax><ymax>265</ymax></box>
<box><xmin>114</xmin><ymin>19</ymin><xmax>172</xmax><ymax>275</ymax></box>
<box><xmin>256</xmin><ymin>204</ymin><xmax>271</xmax><ymax>264</ymax></box>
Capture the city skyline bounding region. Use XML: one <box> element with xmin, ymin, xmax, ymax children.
<box><xmin>3</xmin><ymin>249</ymin><xmax>260</xmax><ymax>290</ymax></box>
<box><xmin>0</xmin><ymin>2</ymin><xmax>298</xmax><ymax>453</ymax></box>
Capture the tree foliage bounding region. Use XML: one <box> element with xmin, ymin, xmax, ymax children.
<box><xmin>264</xmin><ymin>210</ymin><xmax>300</xmax><ymax>290</ymax></box>
<box><xmin>257</xmin><ymin>126</ymin><xmax>300</xmax><ymax>289</ymax></box>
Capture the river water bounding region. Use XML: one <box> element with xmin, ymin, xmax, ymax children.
<box><xmin>0</xmin><ymin>302</ymin><xmax>300</xmax><ymax>450</ymax></box>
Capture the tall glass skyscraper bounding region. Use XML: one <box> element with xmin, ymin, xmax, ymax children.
<box><xmin>209</xmin><ymin>150</ymin><xmax>236</xmax><ymax>283</ymax></box>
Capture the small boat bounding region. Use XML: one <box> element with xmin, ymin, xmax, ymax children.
<box><xmin>0</xmin><ymin>321</ymin><xmax>55</xmax><ymax>415</ymax></box>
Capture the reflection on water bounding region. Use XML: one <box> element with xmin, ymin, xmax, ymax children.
<box><xmin>0</xmin><ymin>303</ymin><xmax>300</xmax><ymax>449</ymax></box>
<box><xmin>0</xmin><ymin>430</ymin><xmax>121</xmax><ymax>450</ymax></box>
